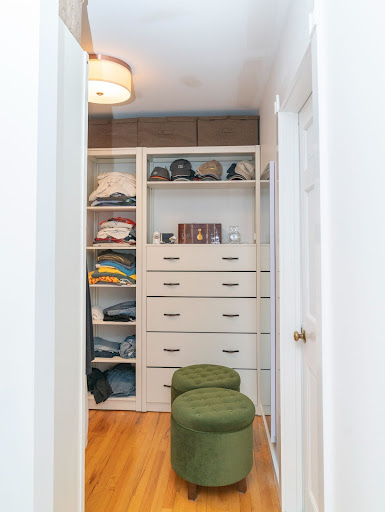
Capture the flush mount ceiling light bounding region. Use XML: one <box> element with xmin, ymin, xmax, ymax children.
<box><xmin>88</xmin><ymin>54</ymin><xmax>132</xmax><ymax>104</ymax></box>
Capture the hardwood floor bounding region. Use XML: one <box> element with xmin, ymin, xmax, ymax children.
<box><xmin>86</xmin><ymin>411</ymin><xmax>281</xmax><ymax>512</ymax></box>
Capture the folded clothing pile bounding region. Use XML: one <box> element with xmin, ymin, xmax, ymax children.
<box><xmin>226</xmin><ymin>161</ymin><xmax>255</xmax><ymax>181</ymax></box>
<box><xmin>103</xmin><ymin>300</ymin><xmax>136</xmax><ymax>322</ymax></box>
<box><xmin>88</xmin><ymin>250</ymin><xmax>136</xmax><ymax>286</ymax></box>
<box><xmin>93</xmin><ymin>217</ymin><xmax>136</xmax><ymax>246</ymax></box>
<box><xmin>93</xmin><ymin>335</ymin><xmax>136</xmax><ymax>359</ymax></box>
<box><xmin>87</xmin><ymin>364</ymin><xmax>136</xmax><ymax>403</ymax></box>
<box><xmin>89</xmin><ymin>172</ymin><xmax>136</xmax><ymax>207</ymax></box>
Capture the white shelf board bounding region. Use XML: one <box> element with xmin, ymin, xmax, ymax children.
<box><xmin>146</xmin><ymin>243</ymin><xmax>256</xmax><ymax>248</ymax></box>
<box><xmin>92</xmin><ymin>357</ymin><xmax>136</xmax><ymax>363</ymax></box>
<box><xmin>87</xmin><ymin>393</ymin><xmax>136</xmax><ymax>411</ymax></box>
<box><xmin>260</xmin><ymin>180</ymin><xmax>270</xmax><ymax>184</ymax></box>
<box><xmin>87</xmin><ymin>245</ymin><xmax>136</xmax><ymax>250</ymax></box>
<box><xmin>93</xmin><ymin>320</ymin><xmax>136</xmax><ymax>326</ymax></box>
<box><xmin>147</xmin><ymin>180</ymin><xmax>256</xmax><ymax>190</ymax></box>
<box><xmin>89</xmin><ymin>284</ymin><xmax>136</xmax><ymax>288</ymax></box>
<box><xmin>87</xmin><ymin>206</ymin><xmax>136</xmax><ymax>212</ymax></box>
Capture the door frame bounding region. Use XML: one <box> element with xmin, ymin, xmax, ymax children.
<box><xmin>278</xmin><ymin>43</ymin><xmax>320</xmax><ymax>511</ymax></box>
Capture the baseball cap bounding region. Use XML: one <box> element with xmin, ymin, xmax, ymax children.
<box><xmin>196</xmin><ymin>160</ymin><xmax>223</xmax><ymax>179</ymax></box>
<box><xmin>170</xmin><ymin>159</ymin><xmax>192</xmax><ymax>180</ymax></box>
<box><xmin>234</xmin><ymin>161</ymin><xmax>255</xmax><ymax>180</ymax></box>
<box><xmin>173</xmin><ymin>170</ymin><xmax>196</xmax><ymax>181</ymax></box>
<box><xmin>226</xmin><ymin>162</ymin><xmax>246</xmax><ymax>181</ymax></box>
<box><xmin>148</xmin><ymin>166</ymin><xmax>170</xmax><ymax>181</ymax></box>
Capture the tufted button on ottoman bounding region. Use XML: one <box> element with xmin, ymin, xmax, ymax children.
<box><xmin>171</xmin><ymin>364</ymin><xmax>240</xmax><ymax>403</ymax></box>
<box><xmin>171</xmin><ymin>387</ymin><xmax>255</xmax><ymax>500</ymax></box>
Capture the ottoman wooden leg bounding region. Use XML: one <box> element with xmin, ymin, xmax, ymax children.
<box><xmin>187</xmin><ymin>481</ymin><xmax>197</xmax><ymax>501</ymax></box>
<box><xmin>237</xmin><ymin>477</ymin><xmax>247</xmax><ymax>494</ymax></box>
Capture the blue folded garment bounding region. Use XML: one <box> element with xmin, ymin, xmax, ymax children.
<box><xmin>105</xmin><ymin>364</ymin><xmax>136</xmax><ymax>397</ymax></box>
<box><xmin>94</xmin><ymin>337</ymin><xmax>120</xmax><ymax>356</ymax></box>
<box><xmin>119</xmin><ymin>335</ymin><xmax>136</xmax><ymax>359</ymax></box>
<box><xmin>104</xmin><ymin>301</ymin><xmax>136</xmax><ymax>319</ymax></box>
<box><xmin>96</xmin><ymin>261</ymin><xmax>136</xmax><ymax>274</ymax></box>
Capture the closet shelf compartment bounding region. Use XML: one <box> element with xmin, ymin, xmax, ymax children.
<box><xmin>147</xmin><ymin>180</ymin><xmax>256</xmax><ymax>190</ymax></box>
<box><xmin>93</xmin><ymin>320</ymin><xmax>137</xmax><ymax>326</ymax></box>
<box><xmin>87</xmin><ymin>245</ymin><xmax>136</xmax><ymax>250</ymax></box>
<box><xmin>87</xmin><ymin>206</ymin><xmax>137</xmax><ymax>212</ymax></box>
<box><xmin>92</xmin><ymin>357</ymin><xmax>136</xmax><ymax>363</ymax></box>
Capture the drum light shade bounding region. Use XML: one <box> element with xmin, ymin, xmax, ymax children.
<box><xmin>88</xmin><ymin>54</ymin><xmax>132</xmax><ymax>104</ymax></box>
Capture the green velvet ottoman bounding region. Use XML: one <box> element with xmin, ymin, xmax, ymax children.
<box><xmin>171</xmin><ymin>364</ymin><xmax>240</xmax><ymax>403</ymax></box>
<box><xmin>171</xmin><ymin>387</ymin><xmax>255</xmax><ymax>500</ymax></box>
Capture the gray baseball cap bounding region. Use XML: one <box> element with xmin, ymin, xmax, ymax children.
<box><xmin>149</xmin><ymin>166</ymin><xmax>170</xmax><ymax>181</ymax></box>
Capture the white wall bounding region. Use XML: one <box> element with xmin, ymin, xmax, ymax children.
<box><xmin>55</xmin><ymin>20</ymin><xmax>87</xmax><ymax>512</ymax></box>
<box><xmin>316</xmin><ymin>1</ymin><xmax>385</xmax><ymax>510</ymax></box>
<box><xmin>0</xmin><ymin>1</ymin><xmax>59</xmax><ymax>511</ymax></box>
<box><xmin>260</xmin><ymin>0</ymin><xmax>314</xmax><ymax>170</ymax></box>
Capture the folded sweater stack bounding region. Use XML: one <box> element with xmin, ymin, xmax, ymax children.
<box><xmin>89</xmin><ymin>172</ymin><xmax>136</xmax><ymax>207</ymax></box>
<box><xmin>93</xmin><ymin>217</ymin><xmax>136</xmax><ymax>246</ymax></box>
<box><xmin>88</xmin><ymin>250</ymin><xmax>136</xmax><ymax>286</ymax></box>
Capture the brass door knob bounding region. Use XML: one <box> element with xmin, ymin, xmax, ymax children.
<box><xmin>293</xmin><ymin>328</ymin><xmax>306</xmax><ymax>343</ymax></box>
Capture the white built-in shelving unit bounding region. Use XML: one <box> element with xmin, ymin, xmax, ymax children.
<box><xmin>86</xmin><ymin>145</ymin><xmax>270</xmax><ymax>413</ymax></box>
<box><xmin>86</xmin><ymin>148</ymin><xmax>142</xmax><ymax>411</ymax></box>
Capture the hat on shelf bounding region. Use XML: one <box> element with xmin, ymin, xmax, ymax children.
<box><xmin>226</xmin><ymin>163</ymin><xmax>246</xmax><ymax>181</ymax></box>
<box><xmin>148</xmin><ymin>166</ymin><xmax>170</xmax><ymax>181</ymax></box>
<box><xmin>233</xmin><ymin>160</ymin><xmax>255</xmax><ymax>180</ymax></box>
<box><xmin>173</xmin><ymin>170</ymin><xmax>196</xmax><ymax>182</ymax></box>
<box><xmin>196</xmin><ymin>160</ymin><xmax>223</xmax><ymax>180</ymax></box>
<box><xmin>170</xmin><ymin>159</ymin><xmax>193</xmax><ymax>181</ymax></box>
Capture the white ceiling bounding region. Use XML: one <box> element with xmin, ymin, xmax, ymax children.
<box><xmin>82</xmin><ymin>0</ymin><xmax>291</xmax><ymax>119</ymax></box>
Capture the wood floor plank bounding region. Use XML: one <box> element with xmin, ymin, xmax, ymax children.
<box><xmin>85</xmin><ymin>412</ymin><xmax>280</xmax><ymax>512</ymax></box>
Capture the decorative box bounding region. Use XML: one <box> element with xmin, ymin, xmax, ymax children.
<box><xmin>178</xmin><ymin>223</ymin><xmax>222</xmax><ymax>244</ymax></box>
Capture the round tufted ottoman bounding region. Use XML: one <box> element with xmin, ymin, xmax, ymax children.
<box><xmin>171</xmin><ymin>364</ymin><xmax>240</xmax><ymax>403</ymax></box>
<box><xmin>171</xmin><ymin>387</ymin><xmax>255</xmax><ymax>500</ymax></box>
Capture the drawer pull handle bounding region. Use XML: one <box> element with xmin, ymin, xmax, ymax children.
<box><xmin>222</xmin><ymin>283</ymin><xmax>239</xmax><ymax>286</ymax></box>
<box><xmin>164</xmin><ymin>313</ymin><xmax>180</xmax><ymax>317</ymax></box>
<box><xmin>222</xmin><ymin>257</ymin><xmax>239</xmax><ymax>260</ymax></box>
<box><xmin>163</xmin><ymin>283</ymin><xmax>180</xmax><ymax>286</ymax></box>
<box><xmin>163</xmin><ymin>257</ymin><xmax>180</xmax><ymax>260</ymax></box>
<box><xmin>163</xmin><ymin>384</ymin><xmax>171</xmax><ymax>388</ymax></box>
<box><xmin>222</xmin><ymin>349</ymin><xmax>240</xmax><ymax>353</ymax></box>
<box><xmin>223</xmin><ymin>314</ymin><xmax>240</xmax><ymax>317</ymax></box>
<box><xmin>163</xmin><ymin>348</ymin><xmax>180</xmax><ymax>352</ymax></box>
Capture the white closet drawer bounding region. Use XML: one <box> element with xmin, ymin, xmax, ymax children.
<box><xmin>147</xmin><ymin>297</ymin><xmax>257</xmax><ymax>333</ymax></box>
<box><xmin>260</xmin><ymin>245</ymin><xmax>270</xmax><ymax>271</ymax></box>
<box><xmin>260</xmin><ymin>334</ymin><xmax>271</xmax><ymax>369</ymax></box>
<box><xmin>260</xmin><ymin>298</ymin><xmax>270</xmax><ymax>333</ymax></box>
<box><xmin>260</xmin><ymin>272</ymin><xmax>270</xmax><ymax>297</ymax></box>
<box><xmin>146</xmin><ymin>367</ymin><xmax>177</xmax><ymax>403</ymax></box>
<box><xmin>147</xmin><ymin>332</ymin><xmax>257</xmax><ymax>369</ymax></box>
<box><xmin>147</xmin><ymin>272</ymin><xmax>256</xmax><ymax>297</ymax></box>
<box><xmin>146</xmin><ymin>367</ymin><xmax>258</xmax><ymax>406</ymax></box>
<box><xmin>147</xmin><ymin>245</ymin><xmax>256</xmax><ymax>271</ymax></box>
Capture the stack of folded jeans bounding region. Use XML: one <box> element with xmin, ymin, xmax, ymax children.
<box><xmin>88</xmin><ymin>250</ymin><xmax>136</xmax><ymax>286</ymax></box>
<box><xmin>105</xmin><ymin>364</ymin><xmax>136</xmax><ymax>397</ymax></box>
<box><xmin>89</xmin><ymin>172</ymin><xmax>136</xmax><ymax>207</ymax></box>
<box><xmin>103</xmin><ymin>300</ymin><xmax>136</xmax><ymax>322</ymax></box>
<box><xmin>87</xmin><ymin>364</ymin><xmax>136</xmax><ymax>402</ymax></box>
<box><xmin>93</xmin><ymin>217</ymin><xmax>136</xmax><ymax>246</ymax></box>
<box><xmin>94</xmin><ymin>335</ymin><xmax>136</xmax><ymax>359</ymax></box>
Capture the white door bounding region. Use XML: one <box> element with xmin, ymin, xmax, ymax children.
<box><xmin>298</xmin><ymin>95</ymin><xmax>323</xmax><ymax>512</ymax></box>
